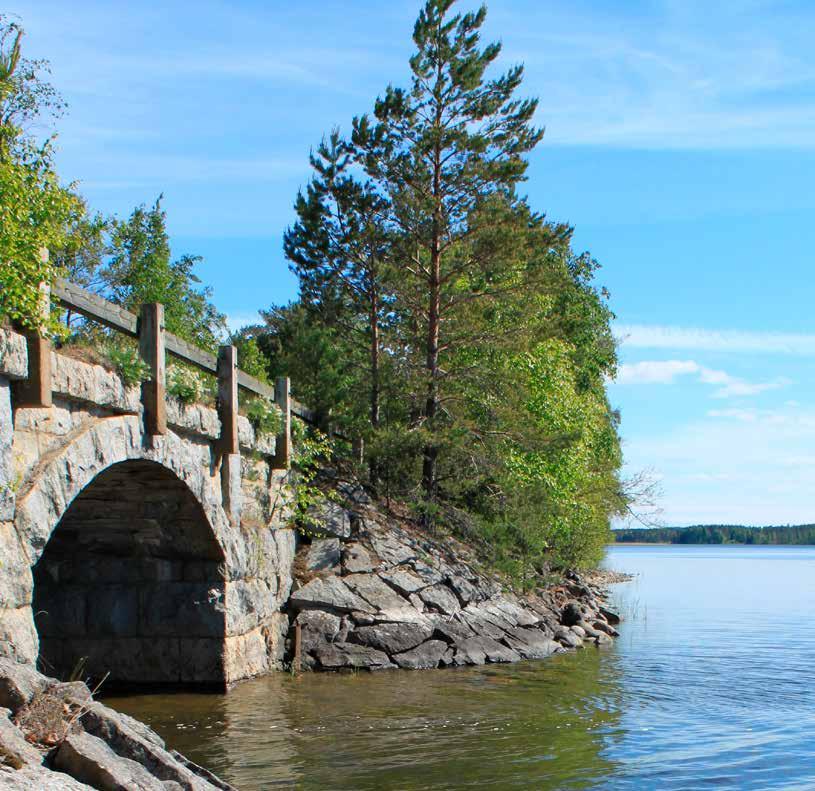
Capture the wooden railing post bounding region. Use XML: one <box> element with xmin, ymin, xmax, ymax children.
<box><xmin>139</xmin><ymin>303</ymin><xmax>166</xmax><ymax>436</ymax></box>
<box><xmin>217</xmin><ymin>345</ymin><xmax>239</xmax><ymax>455</ymax></box>
<box><xmin>14</xmin><ymin>257</ymin><xmax>52</xmax><ymax>408</ymax></box>
<box><xmin>273</xmin><ymin>376</ymin><xmax>291</xmax><ymax>469</ymax></box>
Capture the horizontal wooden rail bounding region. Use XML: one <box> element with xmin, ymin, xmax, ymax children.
<box><xmin>51</xmin><ymin>277</ymin><xmax>352</xmax><ymax>445</ymax></box>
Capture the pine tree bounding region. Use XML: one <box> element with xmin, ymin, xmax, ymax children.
<box><xmin>352</xmin><ymin>0</ymin><xmax>543</xmax><ymax>497</ymax></box>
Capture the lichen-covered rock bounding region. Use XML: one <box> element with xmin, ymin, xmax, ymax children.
<box><xmin>501</xmin><ymin>627</ymin><xmax>561</xmax><ymax>660</ymax></box>
<box><xmin>344</xmin><ymin>574</ymin><xmax>409</xmax><ymax>614</ymax></box>
<box><xmin>379</xmin><ymin>568</ymin><xmax>425</xmax><ymax>597</ymax></box>
<box><xmin>0</xmin><ymin>330</ymin><xmax>28</xmax><ymax>380</ymax></box>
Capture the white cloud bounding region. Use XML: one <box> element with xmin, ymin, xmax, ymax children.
<box><xmin>614</xmin><ymin>359</ymin><xmax>789</xmax><ymax>398</ymax></box>
<box><xmin>615</xmin><ymin>359</ymin><xmax>700</xmax><ymax>384</ymax></box>
<box><xmin>617</xmin><ymin>325</ymin><xmax>815</xmax><ymax>355</ymax></box>
<box><xmin>225</xmin><ymin>312</ymin><xmax>262</xmax><ymax>333</ymax></box>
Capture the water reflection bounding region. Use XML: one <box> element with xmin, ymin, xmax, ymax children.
<box><xmin>107</xmin><ymin>646</ymin><xmax>626</xmax><ymax>789</ymax></box>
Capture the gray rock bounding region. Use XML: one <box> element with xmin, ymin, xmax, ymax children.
<box><xmin>0</xmin><ymin>763</ymin><xmax>93</xmax><ymax>789</ymax></box>
<box><xmin>305</xmin><ymin>501</ymin><xmax>352</xmax><ymax>540</ymax></box>
<box><xmin>393</xmin><ymin>640</ymin><xmax>448</xmax><ymax>670</ymax></box>
<box><xmin>560</xmin><ymin>601</ymin><xmax>583</xmax><ymax>626</ymax></box>
<box><xmin>368</xmin><ymin>531</ymin><xmax>416</xmax><ymax>567</ymax></box>
<box><xmin>294</xmin><ymin>610</ymin><xmax>342</xmax><ymax>656</ymax></box>
<box><xmin>458</xmin><ymin>612</ymin><xmax>508</xmax><ymax>641</ymax></box>
<box><xmin>599</xmin><ymin>606</ymin><xmax>621</xmax><ymax>625</ymax></box>
<box><xmin>592</xmin><ymin>620</ymin><xmax>619</xmax><ymax>637</ymax></box>
<box><xmin>53</xmin><ymin>731</ymin><xmax>167</xmax><ymax>791</ymax></box>
<box><xmin>0</xmin><ymin>660</ymin><xmax>47</xmax><ymax>714</ymax></box>
<box><xmin>455</xmin><ymin>636</ymin><xmax>521</xmax><ymax>666</ymax></box>
<box><xmin>492</xmin><ymin>598</ymin><xmax>540</xmax><ymax>627</ymax></box>
<box><xmin>502</xmin><ymin>628</ymin><xmax>561</xmax><ymax>660</ymax></box>
<box><xmin>446</xmin><ymin>575</ymin><xmax>480</xmax><ymax>605</ymax></box>
<box><xmin>0</xmin><ymin>708</ymin><xmax>42</xmax><ymax>769</ymax></box>
<box><xmin>343</xmin><ymin>543</ymin><xmax>374</xmax><ymax>574</ymax></box>
<box><xmin>344</xmin><ymin>574</ymin><xmax>409</xmax><ymax>613</ymax></box>
<box><xmin>79</xmin><ymin>702</ymin><xmax>220</xmax><ymax>788</ymax></box>
<box><xmin>289</xmin><ymin>577</ymin><xmax>373</xmax><ymax>614</ymax></box>
<box><xmin>305</xmin><ymin>539</ymin><xmax>341</xmax><ymax>572</ymax></box>
<box><xmin>336</xmin><ymin>482</ymin><xmax>371</xmax><ymax>505</ymax></box>
<box><xmin>432</xmin><ymin>617</ymin><xmax>474</xmax><ymax>644</ymax></box>
<box><xmin>570</xmin><ymin>625</ymin><xmax>586</xmax><ymax>638</ymax></box>
<box><xmin>348</xmin><ymin>622</ymin><xmax>433</xmax><ymax>655</ymax></box>
<box><xmin>380</xmin><ymin>569</ymin><xmax>426</xmax><ymax>597</ymax></box>
<box><xmin>419</xmin><ymin>585</ymin><xmax>461</xmax><ymax>615</ymax></box>
<box><xmin>313</xmin><ymin>642</ymin><xmax>395</xmax><ymax>671</ymax></box>
<box><xmin>410</xmin><ymin>561</ymin><xmax>445</xmax><ymax>586</ymax></box>
<box><xmin>554</xmin><ymin>627</ymin><xmax>583</xmax><ymax>649</ymax></box>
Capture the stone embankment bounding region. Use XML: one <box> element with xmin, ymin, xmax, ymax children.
<box><xmin>287</xmin><ymin>484</ymin><xmax>621</xmax><ymax>671</ymax></box>
<box><xmin>0</xmin><ymin>659</ymin><xmax>234</xmax><ymax>790</ymax></box>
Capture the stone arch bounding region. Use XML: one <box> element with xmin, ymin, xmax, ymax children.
<box><xmin>12</xmin><ymin>415</ymin><xmax>246</xmax><ymax>687</ymax></box>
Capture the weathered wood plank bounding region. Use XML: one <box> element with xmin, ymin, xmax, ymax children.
<box><xmin>165</xmin><ymin>333</ymin><xmax>218</xmax><ymax>374</ymax></box>
<box><xmin>217</xmin><ymin>345</ymin><xmax>239</xmax><ymax>455</ymax></box>
<box><xmin>272</xmin><ymin>376</ymin><xmax>291</xmax><ymax>469</ymax></box>
<box><xmin>53</xmin><ymin>278</ymin><xmax>138</xmax><ymax>336</ymax></box>
<box><xmin>139</xmin><ymin>303</ymin><xmax>166</xmax><ymax>435</ymax></box>
<box><xmin>236</xmin><ymin>369</ymin><xmax>275</xmax><ymax>400</ymax></box>
<box><xmin>13</xmin><ymin>276</ymin><xmax>52</xmax><ymax>408</ymax></box>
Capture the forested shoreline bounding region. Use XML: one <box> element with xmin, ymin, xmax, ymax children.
<box><xmin>614</xmin><ymin>524</ymin><xmax>815</xmax><ymax>545</ymax></box>
<box><xmin>1</xmin><ymin>0</ymin><xmax>629</xmax><ymax>577</ymax></box>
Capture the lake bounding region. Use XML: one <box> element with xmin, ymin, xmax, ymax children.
<box><xmin>106</xmin><ymin>545</ymin><xmax>815</xmax><ymax>789</ymax></box>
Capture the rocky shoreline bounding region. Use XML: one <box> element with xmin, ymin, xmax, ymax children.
<box><xmin>0</xmin><ymin>482</ymin><xmax>624</xmax><ymax>789</ymax></box>
<box><xmin>0</xmin><ymin>658</ymin><xmax>235</xmax><ymax>789</ymax></box>
<box><xmin>286</xmin><ymin>485</ymin><xmax>622</xmax><ymax>672</ymax></box>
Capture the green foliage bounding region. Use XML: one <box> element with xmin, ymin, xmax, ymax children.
<box><xmin>614</xmin><ymin>524</ymin><xmax>815</xmax><ymax>545</ymax></box>
<box><xmin>258</xmin><ymin>0</ymin><xmax>626</xmax><ymax>574</ymax></box>
<box><xmin>0</xmin><ymin>18</ymin><xmax>73</xmax><ymax>331</ymax></box>
<box><xmin>105</xmin><ymin>342</ymin><xmax>149</xmax><ymax>386</ymax></box>
<box><xmin>289</xmin><ymin>418</ymin><xmax>334</xmax><ymax>535</ymax></box>
<box><xmin>167</xmin><ymin>364</ymin><xmax>209</xmax><ymax>405</ymax></box>
<box><xmin>232</xmin><ymin>336</ymin><xmax>269</xmax><ymax>383</ymax></box>
<box><xmin>103</xmin><ymin>198</ymin><xmax>226</xmax><ymax>350</ymax></box>
<box><xmin>245</xmin><ymin>397</ymin><xmax>283</xmax><ymax>437</ymax></box>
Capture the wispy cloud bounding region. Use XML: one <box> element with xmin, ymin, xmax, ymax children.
<box><xmin>615</xmin><ymin>359</ymin><xmax>789</xmax><ymax>398</ymax></box>
<box><xmin>617</xmin><ymin>325</ymin><xmax>815</xmax><ymax>355</ymax></box>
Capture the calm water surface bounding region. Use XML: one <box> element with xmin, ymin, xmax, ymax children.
<box><xmin>106</xmin><ymin>545</ymin><xmax>815</xmax><ymax>789</ymax></box>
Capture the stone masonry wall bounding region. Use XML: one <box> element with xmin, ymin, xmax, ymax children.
<box><xmin>0</xmin><ymin>328</ymin><xmax>295</xmax><ymax>687</ymax></box>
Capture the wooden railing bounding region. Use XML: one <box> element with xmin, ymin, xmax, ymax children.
<box><xmin>15</xmin><ymin>276</ymin><xmax>305</xmax><ymax>468</ymax></box>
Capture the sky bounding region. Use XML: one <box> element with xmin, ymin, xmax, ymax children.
<box><xmin>9</xmin><ymin>0</ymin><xmax>815</xmax><ymax>526</ymax></box>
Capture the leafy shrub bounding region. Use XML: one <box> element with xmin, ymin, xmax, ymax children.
<box><xmin>245</xmin><ymin>396</ymin><xmax>283</xmax><ymax>436</ymax></box>
<box><xmin>106</xmin><ymin>343</ymin><xmax>149</xmax><ymax>385</ymax></box>
<box><xmin>168</xmin><ymin>364</ymin><xmax>205</xmax><ymax>404</ymax></box>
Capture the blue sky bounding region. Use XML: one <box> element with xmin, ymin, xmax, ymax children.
<box><xmin>10</xmin><ymin>0</ymin><xmax>815</xmax><ymax>526</ymax></box>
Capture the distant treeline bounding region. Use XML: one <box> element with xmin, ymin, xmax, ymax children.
<box><xmin>613</xmin><ymin>524</ymin><xmax>815</xmax><ymax>545</ymax></box>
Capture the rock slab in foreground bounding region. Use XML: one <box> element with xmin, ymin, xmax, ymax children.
<box><xmin>0</xmin><ymin>659</ymin><xmax>234</xmax><ymax>791</ymax></box>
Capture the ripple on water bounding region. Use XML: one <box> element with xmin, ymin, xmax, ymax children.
<box><xmin>105</xmin><ymin>545</ymin><xmax>815</xmax><ymax>790</ymax></box>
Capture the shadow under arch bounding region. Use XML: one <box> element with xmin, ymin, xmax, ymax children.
<box><xmin>32</xmin><ymin>459</ymin><xmax>228</xmax><ymax>689</ymax></box>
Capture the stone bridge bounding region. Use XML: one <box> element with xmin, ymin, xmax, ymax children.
<box><xmin>0</xmin><ymin>315</ymin><xmax>298</xmax><ymax>690</ymax></box>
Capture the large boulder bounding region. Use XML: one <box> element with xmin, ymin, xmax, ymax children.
<box><xmin>313</xmin><ymin>642</ymin><xmax>395</xmax><ymax>671</ymax></box>
<box><xmin>501</xmin><ymin>628</ymin><xmax>561</xmax><ymax>660</ymax></box>
<box><xmin>344</xmin><ymin>574</ymin><xmax>409</xmax><ymax>613</ymax></box>
<box><xmin>348</xmin><ymin>622</ymin><xmax>433</xmax><ymax>655</ymax></box>
<box><xmin>380</xmin><ymin>569</ymin><xmax>426</xmax><ymax>597</ymax></box>
<box><xmin>454</xmin><ymin>636</ymin><xmax>521</xmax><ymax>666</ymax></box>
<box><xmin>53</xmin><ymin>731</ymin><xmax>167</xmax><ymax>791</ymax></box>
<box><xmin>419</xmin><ymin>585</ymin><xmax>460</xmax><ymax>615</ymax></box>
<box><xmin>289</xmin><ymin>577</ymin><xmax>373</xmax><ymax>614</ymax></box>
<box><xmin>392</xmin><ymin>640</ymin><xmax>448</xmax><ymax>670</ymax></box>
